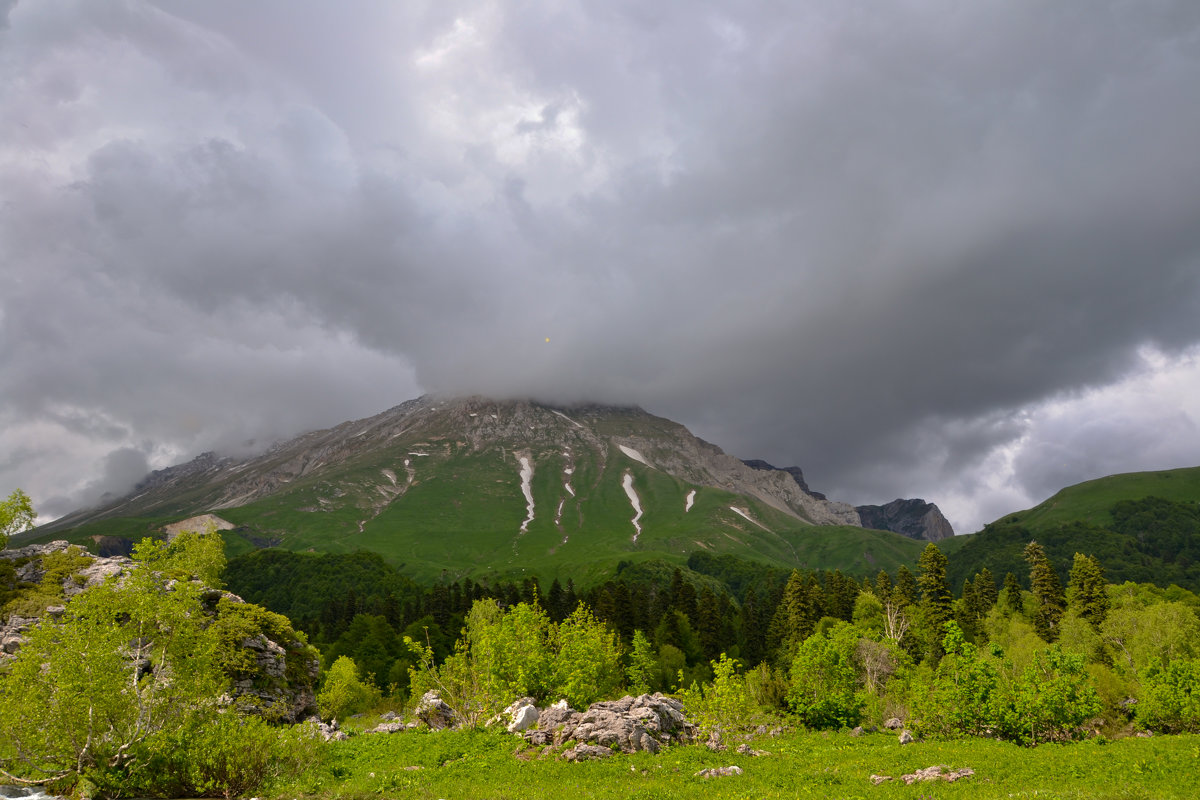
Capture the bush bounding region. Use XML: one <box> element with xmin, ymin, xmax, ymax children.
<box><xmin>133</xmin><ymin>713</ymin><xmax>324</xmax><ymax>799</ymax></box>
<box><xmin>1138</xmin><ymin>658</ymin><xmax>1200</xmax><ymax>733</ymax></box>
<box><xmin>678</xmin><ymin>654</ymin><xmax>769</xmax><ymax>741</ymax></box>
<box><xmin>318</xmin><ymin>656</ymin><xmax>383</xmax><ymax>721</ymax></box>
<box><xmin>786</xmin><ymin>623</ymin><xmax>864</xmax><ymax>729</ymax></box>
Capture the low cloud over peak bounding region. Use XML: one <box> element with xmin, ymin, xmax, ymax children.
<box><xmin>3</xmin><ymin>1</ymin><xmax>1200</xmax><ymax>532</ymax></box>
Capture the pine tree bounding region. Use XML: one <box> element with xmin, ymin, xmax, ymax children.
<box><xmin>917</xmin><ymin>545</ymin><xmax>952</xmax><ymax>621</ymax></box>
<box><xmin>1024</xmin><ymin>541</ymin><xmax>1065</xmax><ymax>642</ymax></box>
<box><xmin>1003</xmin><ymin>572</ymin><xmax>1024</xmax><ymax>612</ymax></box>
<box><xmin>1067</xmin><ymin>552</ymin><xmax>1109</xmax><ymax>630</ymax></box>
<box><xmin>696</xmin><ymin>586</ymin><xmax>721</xmax><ymax>661</ymax></box>
<box><xmin>875</xmin><ymin>570</ymin><xmax>893</xmax><ymax>602</ymax></box>
<box><xmin>741</xmin><ymin>586</ymin><xmax>763</xmax><ymax>664</ymax></box>
<box><xmin>974</xmin><ymin>567</ymin><xmax>998</xmax><ymax>612</ymax></box>
<box><xmin>547</xmin><ymin>578</ymin><xmax>567</xmax><ymax>622</ymax></box>
<box><xmin>894</xmin><ymin>565</ymin><xmax>918</xmax><ymax>607</ymax></box>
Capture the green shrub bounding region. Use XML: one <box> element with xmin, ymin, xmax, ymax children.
<box><xmin>786</xmin><ymin>622</ymin><xmax>864</xmax><ymax>729</ymax></box>
<box><xmin>318</xmin><ymin>655</ymin><xmax>383</xmax><ymax>721</ymax></box>
<box><xmin>1138</xmin><ymin>657</ymin><xmax>1200</xmax><ymax>733</ymax></box>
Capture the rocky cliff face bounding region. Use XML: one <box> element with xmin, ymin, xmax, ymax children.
<box><xmin>0</xmin><ymin>540</ymin><xmax>318</xmax><ymax>721</ymax></box>
<box><xmin>856</xmin><ymin>499</ymin><xmax>955</xmax><ymax>542</ymax></box>
<box><xmin>741</xmin><ymin>460</ymin><xmax>827</xmax><ymax>499</ymax></box>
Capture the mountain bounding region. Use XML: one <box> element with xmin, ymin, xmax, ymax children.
<box><xmin>855</xmin><ymin>499</ymin><xmax>955</xmax><ymax>542</ymax></box>
<box><xmin>29</xmin><ymin>396</ymin><xmax>932</xmax><ymax>583</ymax></box>
<box><xmin>944</xmin><ymin>466</ymin><xmax>1200</xmax><ymax>592</ymax></box>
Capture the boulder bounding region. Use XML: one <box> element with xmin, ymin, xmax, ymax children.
<box><xmin>883</xmin><ymin>717</ymin><xmax>904</xmax><ymax>730</ymax></box>
<box><xmin>416</xmin><ymin>690</ymin><xmax>458</xmax><ymax>730</ymax></box>
<box><xmin>899</xmin><ymin>730</ymin><xmax>915</xmax><ymax>745</ymax></box>
<box><xmin>695</xmin><ymin>766</ymin><xmax>743</xmax><ymax>778</ymax></box>
<box><xmin>508</xmin><ymin>703</ymin><xmax>540</xmax><ymax>733</ymax></box>
<box><xmin>526</xmin><ymin>693</ymin><xmax>697</xmax><ymax>755</ymax></box>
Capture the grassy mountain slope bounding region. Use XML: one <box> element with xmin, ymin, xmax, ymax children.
<box><xmin>947</xmin><ymin>466</ymin><xmax>1200</xmax><ymax>591</ymax></box>
<box><xmin>24</xmin><ymin>397</ymin><xmax>925</xmax><ymax>584</ymax></box>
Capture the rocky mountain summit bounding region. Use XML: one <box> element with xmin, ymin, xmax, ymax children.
<box><xmin>30</xmin><ymin>396</ymin><xmax>951</xmax><ymax>579</ymax></box>
<box><xmin>855</xmin><ymin>499</ymin><xmax>955</xmax><ymax>542</ymax></box>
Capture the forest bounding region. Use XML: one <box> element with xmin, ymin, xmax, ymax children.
<box><xmin>3</xmin><ymin>495</ymin><xmax>1200</xmax><ymax>798</ymax></box>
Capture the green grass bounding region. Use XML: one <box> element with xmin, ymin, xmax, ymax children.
<box><xmin>269</xmin><ymin>726</ymin><xmax>1200</xmax><ymax>800</ymax></box>
<box><xmin>995</xmin><ymin>466</ymin><xmax>1200</xmax><ymax>533</ymax></box>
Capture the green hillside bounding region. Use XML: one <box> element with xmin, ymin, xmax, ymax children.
<box><xmin>24</xmin><ymin>398</ymin><xmax>927</xmax><ymax>586</ymax></box>
<box><xmin>948</xmin><ymin>466</ymin><xmax>1200</xmax><ymax>591</ymax></box>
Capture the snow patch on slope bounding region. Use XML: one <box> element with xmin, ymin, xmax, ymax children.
<box><xmin>550</xmin><ymin>409</ymin><xmax>583</xmax><ymax>428</ymax></box>
<box><xmin>685</xmin><ymin>489</ymin><xmax>696</xmax><ymax>513</ymax></box>
<box><xmin>618</xmin><ymin>444</ymin><xmax>648</xmax><ymax>465</ymax></box>
<box><xmin>729</xmin><ymin>506</ymin><xmax>770</xmax><ymax>531</ymax></box>
<box><xmin>622</xmin><ymin>472</ymin><xmax>643</xmax><ymax>542</ymax></box>
<box><xmin>518</xmin><ymin>456</ymin><xmax>535</xmax><ymax>533</ymax></box>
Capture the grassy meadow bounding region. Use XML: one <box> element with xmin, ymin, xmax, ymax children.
<box><xmin>271</xmin><ymin>725</ymin><xmax>1200</xmax><ymax>800</ymax></box>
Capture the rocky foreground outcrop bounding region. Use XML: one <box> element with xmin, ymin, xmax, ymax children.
<box><xmin>523</xmin><ymin>694</ymin><xmax>698</xmax><ymax>757</ymax></box>
<box><xmin>0</xmin><ymin>540</ymin><xmax>318</xmax><ymax>722</ymax></box>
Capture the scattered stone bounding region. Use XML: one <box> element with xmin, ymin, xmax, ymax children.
<box><xmin>899</xmin><ymin>730</ymin><xmax>915</xmax><ymax>745</ymax></box>
<box><xmin>735</xmin><ymin>743</ymin><xmax>770</xmax><ymax>756</ymax></box>
<box><xmin>870</xmin><ymin>774</ymin><xmax>893</xmax><ymax>785</ymax></box>
<box><xmin>883</xmin><ymin>717</ymin><xmax>904</xmax><ymax>730</ymax></box>
<box><xmin>705</xmin><ymin>730</ymin><xmax>726</xmax><ymax>751</ymax></box>
<box><xmin>416</xmin><ymin>690</ymin><xmax>458</xmax><ymax>730</ymax></box>
<box><xmin>851</xmin><ymin>726</ymin><xmax>863</xmax><ymax>736</ymax></box>
<box><xmin>695</xmin><ymin>765</ymin><xmax>743</xmax><ymax>778</ymax></box>
<box><xmin>380</xmin><ymin>710</ymin><xmax>398</xmax><ymax>721</ymax></box>
<box><xmin>900</xmin><ymin>765</ymin><xmax>975</xmax><ymax>785</ymax></box>
<box><xmin>304</xmin><ymin>717</ymin><xmax>348</xmax><ymax>742</ymax></box>
<box><xmin>366</xmin><ymin>722</ymin><xmax>406</xmax><ymax>735</ymax></box>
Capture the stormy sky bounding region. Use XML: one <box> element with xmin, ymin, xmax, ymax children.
<box><xmin>3</xmin><ymin>0</ymin><xmax>1199</xmax><ymax>534</ymax></box>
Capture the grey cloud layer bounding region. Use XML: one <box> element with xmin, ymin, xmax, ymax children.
<box><xmin>3</xmin><ymin>0</ymin><xmax>1199</xmax><ymax>528</ymax></box>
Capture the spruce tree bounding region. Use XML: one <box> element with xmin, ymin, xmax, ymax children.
<box><xmin>1024</xmin><ymin>541</ymin><xmax>1065</xmax><ymax>641</ymax></box>
<box><xmin>894</xmin><ymin>565</ymin><xmax>918</xmax><ymax>607</ymax></box>
<box><xmin>1067</xmin><ymin>552</ymin><xmax>1109</xmax><ymax>630</ymax></box>
<box><xmin>974</xmin><ymin>567</ymin><xmax>998</xmax><ymax>612</ymax></box>
<box><xmin>1003</xmin><ymin>572</ymin><xmax>1024</xmax><ymax>612</ymax></box>
<box><xmin>696</xmin><ymin>585</ymin><xmax>721</xmax><ymax>660</ymax></box>
<box><xmin>875</xmin><ymin>569</ymin><xmax>893</xmax><ymax>602</ymax></box>
<box><xmin>917</xmin><ymin>544</ymin><xmax>953</xmax><ymax>658</ymax></box>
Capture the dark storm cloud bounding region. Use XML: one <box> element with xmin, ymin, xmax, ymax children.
<box><xmin>3</xmin><ymin>0</ymin><xmax>1200</xmax><ymax>530</ymax></box>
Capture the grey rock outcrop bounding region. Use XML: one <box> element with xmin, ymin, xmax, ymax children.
<box><xmin>561</xmin><ymin>744</ymin><xmax>613</xmax><ymax>761</ymax></box>
<box><xmin>695</xmin><ymin>765</ymin><xmax>743</xmax><ymax>778</ymax></box>
<box><xmin>856</xmin><ymin>499</ymin><xmax>954</xmax><ymax>541</ymax></box>
<box><xmin>416</xmin><ymin>691</ymin><xmax>458</xmax><ymax>730</ymax></box>
<box><xmin>742</xmin><ymin>460</ymin><xmax>826</xmax><ymax>499</ymax></box>
<box><xmin>525</xmin><ymin>693</ymin><xmax>698</xmax><ymax>755</ymax></box>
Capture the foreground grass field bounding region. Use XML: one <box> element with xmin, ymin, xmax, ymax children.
<box><xmin>271</xmin><ymin>727</ymin><xmax>1200</xmax><ymax>800</ymax></box>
